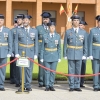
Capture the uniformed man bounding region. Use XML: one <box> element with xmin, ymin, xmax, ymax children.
<box><xmin>63</xmin><ymin>15</ymin><xmax>87</xmax><ymax>92</ymax></box>
<box><xmin>13</xmin><ymin>18</ymin><xmax>18</xmax><ymax>27</ymax></box>
<box><xmin>40</xmin><ymin>21</ymin><xmax>61</xmax><ymax>91</ymax></box>
<box><xmin>36</xmin><ymin>12</ymin><xmax>51</xmax><ymax>87</ymax></box>
<box><xmin>89</xmin><ymin>15</ymin><xmax>100</xmax><ymax>91</ymax></box>
<box><xmin>10</xmin><ymin>17</ymin><xmax>18</xmax><ymax>84</ymax></box>
<box><xmin>0</xmin><ymin>14</ymin><xmax>12</xmax><ymax>91</ymax></box>
<box><xmin>79</xmin><ymin>21</ymin><xmax>88</xmax><ymax>30</ymax></box>
<box><xmin>79</xmin><ymin>20</ymin><xmax>88</xmax><ymax>88</ymax></box>
<box><xmin>15</xmin><ymin>15</ymin><xmax>38</xmax><ymax>91</ymax></box>
<box><xmin>10</xmin><ymin>14</ymin><xmax>24</xmax><ymax>87</ymax></box>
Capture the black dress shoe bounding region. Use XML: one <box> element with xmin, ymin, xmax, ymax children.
<box><xmin>49</xmin><ymin>87</ymin><xmax>55</xmax><ymax>91</ymax></box>
<box><xmin>69</xmin><ymin>88</ymin><xmax>74</xmax><ymax>92</ymax></box>
<box><xmin>94</xmin><ymin>88</ymin><xmax>98</xmax><ymax>91</ymax></box>
<box><xmin>98</xmin><ymin>88</ymin><xmax>100</xmax><ymax>91</ymax></box>
<box><xmin>26</xmin><ymin>88</ymin><xmax>32</xmax><ymax>91</ymax></box>
<box><xmin>18</xmin><ymin>87</ymin><xmax>26</xmax><ymax>92</ymax></box>
<box><xmin>15</xmin><ymin>84</ymin><xmax>20</xmax><ymax>87</ymax></box>
<box><xmin>45</xmin><ymin>87</ymin><xmax>50</xmax><ymax>91</ymax></box>
<box><xmin>0</xmin><ymin>88</ymin><xmax>5</xmax><ymax>91</ymax></box>
<box><xmin>39</xmin><ymin>85</ymin><xmax>43</xmax><ymax>87</ymax></box>
<box><xmin>80</xmin><ymin>85</ymin><xmax>85</xmax><ymax>88</ymax></box>
<box><xmin>10</xmin><ymin>81</ymin><xmax>15</xmax><ymax>84</ymax></box>
<box><xmin>75</xmin><ymin>88</ymin><xmax>82</xmax><ymax>91</ymax></box>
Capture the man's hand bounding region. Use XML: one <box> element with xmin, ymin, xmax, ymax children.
<box><xmin>15</xmin><ymin>54</ymin><xmax>20</xmax><ymax>58</ymax></box>
<box><xmin>82</xmin><ymin>56</ymin><xmax>86</xmax><ymax>60</ymax></box>
<box><xmin>58</xmin><ymin>59</ymin><xmax>61</xmax><ymax>62</ymax></box>
<box><xmin>7</xmin><ymin>54</ymin><xmax>11</xmax><ymax>58</ymax></box>
<box><xmin>89</xmin><ymin>56</ymin><xmax>93</xmax><ymax>60</ymax></box>
<box><xmin>64</xmin><ymin>57</ymin><xmax>67</xmax><ymax>60</ymax></box>
<box><xmin>34</xmin><ymin>55</ymin><xmax>37</xmax><ymax>59</ymax></box>
<box><xmin>40</xmin><ymin>59</ymin><xmax>44</xmax><ymax>62</ymax></box>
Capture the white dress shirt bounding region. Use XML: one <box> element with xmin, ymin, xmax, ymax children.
<box><xmin>24</xmin><ymin>26</ymin><xmax>30</xmax><ymax>33</ymax></box>
<box><xmin>43</xmin><ymin>24</ymin><xmax>48</xmax><ymax>30</ymax></box>
<box><xmin>73</xmin><ymin>27</ymin><xmax>79</xmax><ymax>33</ymax></box>
<box><xmin>0</xmin><ymin>26</ymin><xmax>3</xmax><ymax>32</ymax></box>
<box><xmin>50</xmin><ymin>33</ymin><xmax>55</xmax><ymax>38</ymax></box>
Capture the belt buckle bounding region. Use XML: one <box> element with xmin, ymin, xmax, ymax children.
<box><xmin>27</xmin><ymin>45</ymin><xmax>29</xmax><ymax>47</ymax></box>
<box><xmin>75</xmin><ymin>47</ymin><xmax>78</xmax><ymax>49</ymax></box>
<box><xmin>49</xmin><ymin>49</ymin><xmax>51</xmax><ymax>51</ymax></box>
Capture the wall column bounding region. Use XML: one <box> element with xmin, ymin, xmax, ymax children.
<box><xmin>66</xmin><ymin>0</ymin><xmax>72</xmax><ymax>30</ymax></box>
<box><xmin>36</xmin><ymin>0</ymin><xmax>42</xmax><ymax>26</ymax></box>
<box><xmin>6</xmin><ymin>0</ymin><xmax>12</xmax><ymax>28</ymax></box>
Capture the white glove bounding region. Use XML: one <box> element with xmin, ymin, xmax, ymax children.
<box><xmin>11</xmin><ymin>53</ymin><xmax>14</xmax><ymax>57</ymax></box>
<box><xmin>7</xmin><ymin>54</ymin><xmax>11</xmax><ymax>58</ymax></box>
<box><xmin>15</xmin><ymin>54</ymin><xmax>20</xmax><ymax>58</ymax></box>
<box><xmin>82</xmin><ymin>56</ymin><xmax>86</xmax><ymax>60</ymax></box>
<box><xmin>40</xmin><ymin>59</ymin><xmax>44</xmax><ymax>62</ymax></box>
<box><xmin>58</xmin><ymin>59</ymin><xmax>61</xmax><ymax>62</ymax></box>
<box><xmin>34</xmin><ymin>55</ymin><xmax>37</xmax><ymax>59</ymax></box>
<box><xmin>87</xmin><ymin>57</ymin><xmax>90</xmax><ymax>60</ymax></box>
<box><xmin>64</xmin><ymin>57</ymin><xmax>67</xmax><ymax>59</ymax></box>
<box><xmin>89</xmin><ymin>56</ymin><xmax>93</xmax><ymax>60</ymax></box>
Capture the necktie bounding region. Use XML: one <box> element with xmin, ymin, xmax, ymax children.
<box><xmin>51</xmin><ymin>34</ymin><xmax>53</xmax><ymax>38</ymax></box>
<box><xmin>45</xmin><ymin>26</ymin><xmax>48</xmax><ymax>30</ymax></box>
<box><xmin>75</xmin><ymin>29</ymin><xmax>77</xmax><ymax>33</ymax></box>
<box><xmin>25</xmin><ymin>29</ymin><xmax>28</xmax><ymax>33</ymax></box>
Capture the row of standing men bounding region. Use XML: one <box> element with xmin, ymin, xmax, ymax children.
<box><xmin>0</xmin><ymin>12</ymin><xmax>99</xmax><ymax>92</ymax></box>
<box><xmin>63</xmin><ymin>14</ymin><xmax>100</xmax><ymax>92</ymax></box>
<box><xmin>0</xmin><ymin>12</ymin><xmax>61</xmax><ymax>92</ymax></box>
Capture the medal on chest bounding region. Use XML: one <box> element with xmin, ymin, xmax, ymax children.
<box><xmin>4</xmin><ymin>33</ymin><xmax>8</xmax><ymax>40</ymax></box>
<box><xmin>30</xmin><ymin>33</ymin><xmax>35</xmax><ymax>40</ymax></box>
<box><xmin>55</xmin><ymin>40</ymin><xmax>58</xmax><ymax>46</ymax></box>
<box><xmin>79</xmin><ymin>35</ymin><xmax>84</xmax><ymax>42</ymax></box>
<box><xmin>14</xmin><ymin>30</ymin><xmax>16</xmax><ymax>34</ymax></box>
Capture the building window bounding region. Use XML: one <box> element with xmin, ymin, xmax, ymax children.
<box><xmin>77</xmin><ymin>11</ymin><xmax>85</xmax><ymax>21</ymax></box>
<box><xmin>42</xmin><ymin>10</ymin><xmax>56</xmax><ymax>22</ymax></box>
<box><xmin>13</xmin><ymin>10</ymin><xmax>28</xmax><ymax>19</ymax></box>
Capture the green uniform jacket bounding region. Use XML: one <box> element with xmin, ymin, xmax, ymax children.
<box><xmin>40</xmin><ymin>32</ymin><xmax>61</xmax><ymax>62</ymax></box>
<box><xmin>14</xmin><ymin>27</ymin><xmax>38</xmax><ymax>58</ymax></box>
<box><xmin>36</xmin><ymin>25</ymin><xmax>49</xmax><ymax>54</ymax></box>
<box><xmin>63</xmin><ymin>28</ymin><xmax>87</xmax><ymax>60</ymax></box>
<box><xmin>0</xmin><ymin>27</ymin><xmax>12</xmax><ymax>58</ymax></box>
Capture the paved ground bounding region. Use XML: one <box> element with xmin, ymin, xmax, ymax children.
<box><xmin>0</xmin><ymin>82</ymin><xmax>100</xmax><ymax>100</ymax></box>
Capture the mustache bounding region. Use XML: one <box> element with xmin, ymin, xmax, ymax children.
<box><xmin>24</xmin><ymin>23</ymin><xmax>28</xmax><ymax>27</ymax></box>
